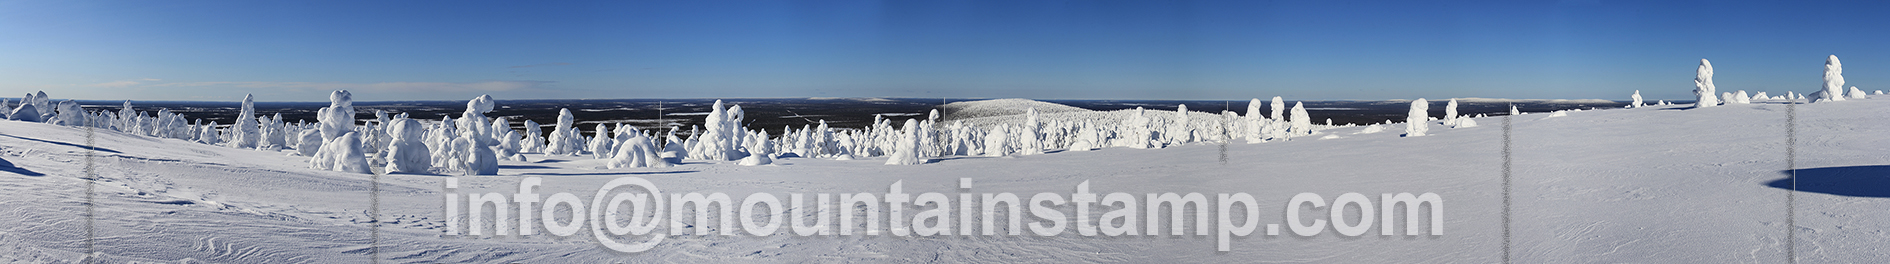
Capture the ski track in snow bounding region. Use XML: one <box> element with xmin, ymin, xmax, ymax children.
<box><xmin>2</xmin><ymin>96</ymin><xmax>1888</xmax><ymax>262</ymax></box>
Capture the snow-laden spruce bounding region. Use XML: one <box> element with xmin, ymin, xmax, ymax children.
<box><xmin>1019</xmin><ymin>108</ymin><xmax>1045</xmax><ymax>155</ymax></box>
<box><xmin>9</xmin><ymin>100</ymin><xmax>40</xmax><ymax>122</ymax></box>
<box><xmin>1694</xmin><ymin>59</ymin><xmax>1719</xmax><ymax>107</ymax></box>
<box><xmin>589</xmin><ymin>123</ymin><xmax>614</xmax><ymax>159</ymax></box>
<box><xmin>1289</xmin><ymin>102</ymin><xmax>1311</xmax><ymax>136</ymax></box>
<box><xmin>689</xmin><ymin>100</ymin><xmax>740</xmax><ymax>161</ymax></box>
<box><xmin>885</xmin><ymin>119</ymin><xmax>924</xmax><ymax>165</ymax></box>
<box><xmin>316</xmin><ymin>90</ymin><xmax>355</xmax><ymax>141</ymax></box>
<box><xmin>1849</xmin><ymin>86</ymin><xmax>1868</xmax><ymax>99</ymax></box>
<box><xmin>47</xmin><ymin>100</ymin><xmax>84</xmax><ymax>127</ymax></box>
<box><xmin>1814</xmin><ymin>55</ymin><xmax>1846</xmax><ymax>103</ymax></box>
<box><xmin>521</xmin><ymin>119</ymin><xmax>544</xmax><ymax>153</ymax></box>
<box><xmin>544</xmin><ymin>108</ymin><xmax>582</xmax><ymax>156</ymax></box>
<box><xmin>607</xmin><ymin>131</ymin><xmax>671</xmax><ymax>168</ymax></box>
<box><xmin>308</xmin><ymin>131</ymin><xmax>372</xmax><ymax>174</ymax></box>
<box><xmin>382</xmin><ymin>118</ymin><xmax>431</xmax><ymax>174</ymax></box>
<box><xmin>1405</xmin><ymin>98</ymin><xmax>1429</xmax><ymax>137</ymax></box>
<box><xmin>230</xmin><ymin>94</ymin><xmax>260</xmax><ymax>149</ymax></box>
<box><xmin>1443</xmin><ymin>99</ymin><xmax>1459</xmax><ymax>126</ymax></box>
<box><xmin>1244</xmin><ymin>98</ymin><xmax>1265</xmax><ymax>143</ymax></box>
<box><xmin>455</xmin><ymin>95</ymin><xmax>500</xmax><ymax>175</ymax></box>
<box><xmin>1630</xmin><ymin>90</ymin><xmax>1644</xmax><ymax>108</ymax></box>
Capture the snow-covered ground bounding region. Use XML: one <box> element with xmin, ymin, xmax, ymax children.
<box><xmin>2</xmin><ymin>96</ymin><xmax>1887</xmax><ymax>263</ymax></box>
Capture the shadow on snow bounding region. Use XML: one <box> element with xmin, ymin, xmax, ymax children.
<box><xmin>1764</xmin><ymin>165</ymin><xmax>1890</xmax><ymax>198</ymax></box>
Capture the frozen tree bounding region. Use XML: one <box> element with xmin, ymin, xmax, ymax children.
<box><xmin>454</xmin><ymin>95</ymin><xmax>499</xmax><ymax>170</ymax></box>
<box><xmin>13</xmin><ymin>92</ymin><xmax>51</xmax><ymax>122</ymax></box>
<box><xmin>545</xmin><ymin>108</ymin><xmax>582</xmax><ymax>155</ymax></box>
<box><xmin>427</xmin><ymin>117</ymin><xmax>458</xmax><ymax>166</ymax></box>
<box><xmin>983</xmin><ymin>125</ymin><xmax>1012</xmax><ymax>156</ymax></box>
<box><xmin>48</xmin><ymin>100</ymin><xmax>84</xmax><ymax>127</ymax></box>
<box><xmin>1405</xmin><ymin>98</ymin><xmax>1429</xmax><ymax>137</ymax></box>
<box><xmin>1269</xmin><ymin>96</ymin><xmax>1285</xmax><ymax>123</ymax></box>
<box><xmin>608</xmin><ymin>132</ymin><xmax>671</xmax><ymax>168</ymax></box>
<box><xmin>521</xmin><ymin>119</ymin><xmax>544</xmax><ymax>153</ymax></box>
<box><xmin>1630</xmin><ymin>90</ymin><xmax>1644</xmax><ymax>108</ymax></box>
<box><xmin>589</xmin><ymin>123</ymin><xmax>614</xmax><ymax>159</ymax></box>
<box><xmin>663</xmin><ymin>128</ymin><xmax>688</xmax><ymax>158</ymax></box>
<box><xmin>295</xmin><ymin>128</ymin><xmax>323</xmax><ymax>157</ymax></box>
<box><xmin>739</xmin><ymin>130</ymin><xmax>774</xmax><ymax>166</ymax></box>
<box><xmin>1848</xmin><ymin>86</ymin><xmax>1868</xmax><ymax>99</ymax></box>
<box><xmin>689</xmin><ymin>100</ymin><xmax>743</xmax><ymax>161</ymax></box>
<box><xmin>1019</xmin><ymin>108</ymin><xmax>1045</xmax><ymax>155</ymax></box>
<box><xmin>8</xmin><ymin>103</ymin><xmax>39</xmax><ymax>122</ymax></box>
<box><xmin>383</xmin><ymin>118</ymin><xmax>432</xmax><ymax>174</ymax></box>
<box><xmin>1244</xmin><ymin>98</ymin><xmax>1265</xmax><ymax>143</ymax></box>
<box><xmin>1814</xmin><ymin>55</ymin><xmax>1846</xmax><ymax>103</ymax></box>
<box><xmin>885</xmin><ymin>119</ymin><xmax>924</xmax><ymax>165</ymax></box>
<box><xmin>1289</xmin><ymin>102</ymin><xmax>1311</xmax><ymax>136</ymax></box>
<box><xmin>459</xmin><ymin>133</ymin><xmax>498</xmax><ymax>175</ymax></box>
<box><xmin>1732</xmin><ymin>90</ymin><xmax>1751</xmax><ymax>104</ymax></box>
<box><xmin>1694</xmin><ymin>59</ymin><xmax>1719</xmax><ymax>107</ymax></box>
<box><xmin>499</xmin><ymin>130</ymin><xmax>525</xmax><ymax>161</ymax></box>
<box><xmin>199</xmin><ymin>121</ymin><xmax>223</xmax><ymax>145</ymax></box>
<box><xmin>309</xmin><ymin>132</ymin><xmax>372</xmax><ymax>174</ymax></box>
<box><xmin>0</xmin><ymin>98</ymin><xmax>10</xmax><ymax>120</ymax></box>
<box><xmin>1443</xmin><ymin>99</ymin><xmax>1459</xmax><ymax>126</ymax></box>
<box><xmin>317</xmin><ymin>90</ymin><xmax>356</xmax><ymax>141</ymax></box>
<box><xmin>260</xmin><ymin>113</ymin><xmax>286</xmax><ymax>151</ymax></box>
<box><xmin>227</xmin><ymin>94</ymin><xmax>260</xmax><ymax>149</ymax></box>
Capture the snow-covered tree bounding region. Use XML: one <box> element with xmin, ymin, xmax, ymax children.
<box><xmin>458</xmin><ymin>133</ymin><xmax>498</xmax><ymax>175</ymax></box>
<box><xmin>383</xmin><ymin>118</ymin><xmax>432</xmax><ymax>174</ymax></box>
<box><xmin>316</xmin><ymin>90</ymin><xmax>356</xmax><ymax>141</ymax></box>
<box><xmin>608</xmin><ymin>132</ymin><xmax>671</xmax><ymax>168</ymax></box>
<box><xmin>8</xmin><ymin>103</ymin><xmax>39</xmax><ymax>122</ymax></box>
<box><xmin>1848</xmin><ymin>86</ymin><xmax>1868</xmax><ymax>99</ymax></box>
<box><xmin>1019</xmin><ymin>108</ymin><xmax>1045</xmax><ymax>155</ymax></box>
<box><xmin>1694</xmin><ymin>59</ymin><xmax>1719</xmax><ymax>107</ymax></box>
<box><xmin>589</xmin><ymin>123</ymin><xmax>614</xmax><ymax>159</ymax></box>
<box><xmin>521</xmin><ymin>119</ymin><xmax>544</xmax><ymax>153</ymax></box>
<box><xmin>48</xmin><ymin>100</ymin><xmax>84</xmax><ymax>127</ymax></box>
<box><xmin>1814</xmin><ymin>55</ymin><xmax>1845</xmax><ymax>103</ymax></box>
<box><xmin>1289</xmin><ymin>102</ymin><xmax>1311</xmax><ymax>136</ymax></box>
<box><xmin>886</xmin><ymin>119</ymin><xmax>924</xmax><ymax>165</ymax></box>
<box><xmin>690</xmin><ymin>100</ymin><xmax>741</xmax><ymax>161</ymax></box>
<box><xmin>230</xmin><ymin>94</ymin><xmax>261</xmax><ymax>149</ymax></box>
<box><xmin>1244</xmin><ymin>98</ymin><xmax>1265</xmax><ymax>143</ymax></box>
<box><xmin>545</xmin><ymin>108</ymin><xmax>582</xmax><ymax>155</ymax></box>
<box><xmin>1443</xmin><ymin>99</ymin><xmax>1459</xmax><ymax>126</ymax></box>
<box><xmin>1405</xmin><ymin>98</ymin><xmax>1429</xmax><ymax>137</ymax></box>
<box><xmin>983</xmin><ymin>125</ymin><xmax>1012</xmax><ymax>156</ymax></box>
<box><xmin>309</xmin><ymin>131</ymin><xmax>372</xmax><ymax>174</ymax></box>
<box><xmin>1630</xmin><ymin>90</ymin><xmax>1644</xmax><ymax>108</ymax></box>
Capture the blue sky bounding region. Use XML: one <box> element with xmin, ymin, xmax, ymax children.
<box><xmin>1</xmin><ymin>0</ymin><xmax>1885</xmax><ymax>101</ymax></box>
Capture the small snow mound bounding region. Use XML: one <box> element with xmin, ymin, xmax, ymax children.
<box><xmin>940</xmin><ymin>99</ymin><xmax>1091</xmax><ymax>120</ymax></box>
<box><xmin>1355</xmin><ymin>124</ymin><xmax>1384</xmax><ymax>134</ymax></box>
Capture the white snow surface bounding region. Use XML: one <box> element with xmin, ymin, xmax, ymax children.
<box><xmin>1</xmin><ymin>98</ymin><xmax>1888</xmax><ymax>262</ymax></box>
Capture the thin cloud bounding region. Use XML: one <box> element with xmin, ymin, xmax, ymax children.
<box><xmin>89</xmin><ymin>78</ymin><xmax>164</xmax><ymax>88</ymax></box>
<box><xmin>507</xmin><ymin>62</ymin><xmax>573</xmax><ymax>69</ymax></box>
<box><xmin>152</xmin><ymin>80</ymin><xmax>555</xmax><ymax>93</ymax></box>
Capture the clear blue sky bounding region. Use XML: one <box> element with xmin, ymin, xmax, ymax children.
<box><xmin>1</xmin><ymin>0</ymin><xmax>1885</xmax><ymax>101</ymax></box>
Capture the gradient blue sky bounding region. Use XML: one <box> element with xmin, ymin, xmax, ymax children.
<box><xmin>1</xmin><ymin>0</ymin><xmax>1885</xmax><ymax>101</ymax></box>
